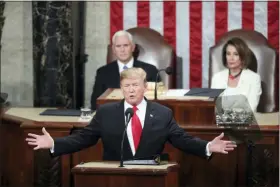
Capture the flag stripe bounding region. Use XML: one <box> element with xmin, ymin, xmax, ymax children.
<box><xmin>110</xmin><ymin>2</ymin><xmax>123</xmax><ymax>41</ymax></box>
<box><xmin>268</xmin><ymin>1</ymin><xmax>279</xmax><ymax>54</ymax></box>
<box><xmin>150</xmin><ymin>1</ymin><xmax>163</xmax><ymax>35</ymax></box>
<box><xmin>190</xmin><ymin>2</ymin><xmax>202</xmax><ymax>88</ymax></box>
<box><xmin>254</xmin><ymin>1</ymin><xmax>267</xmax><ymax>38</ymax></box>
<box><xmin>137</xmin><ymin>1</ymin><xmax>150</xmax><ymax>27</ymax></box>
<box><xmin>163</xmin><ymin>1</ymin><xmax>176</xmax><ymax>50</ymax></box>
<box><xmin>215</xmin><ymin>2</ymin><xmax>228</xmax><ymax>42</ymax></box>
<box><xmin>164</xmin><ymin>2</ymin><xmax>177</xmax><ymax>88</ymax></box>
<box><xmin>267</xmin><ymin>1</ymin><xmax>279</xmax><ymax>109</ymax></box>
<box><xmin>242</xmin><ymin>1</ymin><xmax>254</xmax><ymax>30</ymax></box>
<box><xmin>123</xmin><ymin>1</ymin><xmax>137</xmax><ymax>30</ymax></box>
<box><xmin>110</xmin><ymin>1</ymin><xmax>278</xmax><ymax>89</ymax></box>
<box><xmin>228</xmin><ymin>2</ymin><xmax>242</xmax><ymax>31</ymax></box>
<box><xmin>176</xmin><ymin>1</ymin><xmax>190</xmax><ymax>89</ymax></box>
<box><xmin>202</xmin><ymin>2</ymin><xmax>215</xmax><ymax>88</ymax></box>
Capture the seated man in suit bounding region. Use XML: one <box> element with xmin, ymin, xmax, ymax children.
<box><xmin>90</xmin><ymin>30</ymin><xmax>159</xmax><ymax>110</ymax></box>
<box><xmin>26</xmin><ymin>68</ymin><xmax>236</xmax><ymax>161</ymax></box>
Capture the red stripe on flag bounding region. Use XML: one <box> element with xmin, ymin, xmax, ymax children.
<box><xmin>163</xmin><ymin>1</ymin><xmax>176</xmax><ymax>50</ymax></box>
<box><xmin>163</xmin><ymin>2</ymin><xmax>177</xmax><ymax>88</ymax></box>
<box><xmin>189</xmin><ymin>2</ymin><xmax>202</xmax><ymax>88</ymax></box>
<box><xmin>215</xmin><ymin>2</ymin><xmax>228</xmax><ymax>43</ymax></box>
<box><xmin>137</xmin><ymin>1</ymin><xmax>150</xmax><ymax>27</ymax></box>
<box><xmin>242</xmin><ymin>1</ymin><xmax>254</xmax><ymax>30</ymax></box>
<box><xmin>110</xmin><ymin>2</ymin><xmax>123</xmax><ymax>42</ymax></box>
<box><xmin>268</xmin><ymin>1</ymin><xmax>279</xmax><ymax>110</ymax></box>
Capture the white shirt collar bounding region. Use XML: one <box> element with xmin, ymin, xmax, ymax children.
<box><xmin>117</xmin><ymin>57</ymin><xmax>134</xmax><ymax>73</ymax></box>
<box><xmin>124</xmin><ymin>97</ymin><xmax>147</xmax><ymax>112</ymax></box>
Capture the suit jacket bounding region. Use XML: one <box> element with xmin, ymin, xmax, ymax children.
<box><xmin>211</xmin><ymin>68</ymin><xmax>262</xmax><ymax>112</ymax></box>
<box><xmin>53</xmin><ymin>100</ymin><xmax>209</xmax><ymax>161</ymax></box>
<box><xmin>90</xmin><ymin>60</ymin><xmax>159</xmax><ymax>110</ymax></box>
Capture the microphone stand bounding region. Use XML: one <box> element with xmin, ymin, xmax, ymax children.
<box><xmin>119</xmin><ymin>114</ymin><xmax>132</xmax><ymax>167</ymax></box>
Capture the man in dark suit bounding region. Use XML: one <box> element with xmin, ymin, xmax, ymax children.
<box><xmin>90</xmin><ymin>30</ymin><xmax>159</xmax><ymax>110</ymax></box>
<box><xmin>26</xmin><ymin>68</ymin><xmax>236</xmax><ymax>161</ymax></box>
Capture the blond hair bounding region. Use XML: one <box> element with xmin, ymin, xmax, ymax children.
<box><xmin>120</xmin><ymin>67</ymin><xmax>147</xmax><ymax>83</ymax></box>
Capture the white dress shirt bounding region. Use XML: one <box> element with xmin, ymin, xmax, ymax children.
<box><xmin>117</xmin><ymin>57</ymin><xmax>134</xmax><ymax>74</ymax></box>
<box><xmin>124</xmin><ymin>98</ymin><xmax>146</xmax><ymax>155</ymax></box>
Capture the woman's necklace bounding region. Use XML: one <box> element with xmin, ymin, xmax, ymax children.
<box><xmin>229</xmin><ymin>69</ymin><xmax>242</xmax><ymax>80</ymax></box>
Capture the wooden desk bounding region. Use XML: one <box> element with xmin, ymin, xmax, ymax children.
<box><xmin>1</xmin><ymin>108</ymin><xmax>279</xmax><ymax>187</ymax></box>
<box><xmin>97</xmin><ymin>89</ymin><xmax>216</xmax><ymax>126</ymax></box>
<box><xmin>72</xmin><ymin>161</ymin><xmax>179</xmax><ymax>187</ymax></box>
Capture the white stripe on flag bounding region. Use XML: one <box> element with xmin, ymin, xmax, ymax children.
<box><xmin>123</xmin><ymin>1</ymin><xmax>137</xmax><ymax>30</ymax></box>
<box><xmin>150</xmin><ymin>1</ymin><xmax>163</xmax><ymax>35</ymax></box>
<box><xmin>254</xmin><ymin>1</ymin><xmax>268</xmax><ymax>38</ymax></box>
<box><xmin>176</xmin><ymin>1</ymin><xmax>190</xmax><ymax>89</ymax></box>
<box><xmin>228</xmin><ymin>2</ymin><xmax>242</xmax><ymax>31</ymax></box>
<box><xmin>202</xmin><ymin>2</ymin><xmax>215</xmax><ymax>88</ymax></box>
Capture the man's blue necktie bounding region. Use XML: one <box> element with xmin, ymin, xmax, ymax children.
<box><xmin>123</xmin><ymin>65</ymin><xmax>128</xmax><ymax>70</ymax></box>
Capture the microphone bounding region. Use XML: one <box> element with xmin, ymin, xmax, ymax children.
<box><xmin>154</xmin><ymin>67</ymin><xmax>173</xmax><ymax>100</ymax></box>
<box><xmin>119</xmin><ymin>108</ymin><xmax>134</xmax><ymax>167</ymax></box>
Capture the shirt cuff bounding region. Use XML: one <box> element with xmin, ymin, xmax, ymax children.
<box><xmin>206</xmin><ymin>142</ymin><xmax>212</xmax><ymax>156</ymax></box>
<box><xmin>50</xmin><ymin>141</ymin><xmax>55</xmax><ymax>153</ymax></box>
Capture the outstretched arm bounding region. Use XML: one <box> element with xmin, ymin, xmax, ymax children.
<box><xmin>26</xmin><ymin>111</ymin><xmax>102</xmax><ymax>157</ymax></box>
<box><xmin>167</xmin><ymin>110</ymin><xmax>236</xmax><ymax>158</ymax></box>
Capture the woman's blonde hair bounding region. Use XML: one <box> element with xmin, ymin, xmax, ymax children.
<box><xmin>120</xmin><ymin>67</ymin><xmax>147</xmax><ymax>84</ymax></box>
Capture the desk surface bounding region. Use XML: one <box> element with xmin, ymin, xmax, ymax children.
<box><xmin>72</xmin><ymin>161</ymin><xmax>179</xmax><ymax>176</ymax></box>
<box><xmin>74</xmin><ymin>161</ymin><xmax>177</xmax><ymax>170</ymax></box>
<box><xmin>3</xmin><ymin>107</ymin><xmax>279</xmax><ymax>125</ymax></box>
<box><xmin>105</xmin><ymin>89</ymin><xmax>211</xmax><ymax>101</ymax></box>
<box><xmin>4</xmin><ymin>107</ymin><xmax>93</xmax><ymax>122</ymax></box>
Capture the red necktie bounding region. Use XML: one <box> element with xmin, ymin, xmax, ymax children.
<box><xmin>132</xmin><ymin>106</ymin><xmax>142</xmax><ymax>150</ymax></box>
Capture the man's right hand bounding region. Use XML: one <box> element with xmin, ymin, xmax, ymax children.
<box><xmin>25</xmin><ymin>127</ymin><xmax>54</xmax><ymax>150</ymax></box>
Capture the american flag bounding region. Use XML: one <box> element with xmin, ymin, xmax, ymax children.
<box><xmin>110</xmin><ymin>1</ymin><xmax>279</xmax><ymax>89</ymax></box>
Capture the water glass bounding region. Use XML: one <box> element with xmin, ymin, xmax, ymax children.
<box><xmin>80</xmin><ymin>107</ymin><xmax>92</xmax><ymax>120</ymax></box>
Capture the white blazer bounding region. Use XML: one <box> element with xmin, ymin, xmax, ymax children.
<box><xmin>211</xmin><ymin>69</ymin><xmax>262</xmax><ymax>112</ymax></box>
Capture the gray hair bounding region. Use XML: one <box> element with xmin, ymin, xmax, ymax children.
<box><xmin>112</xmin><ymin>30</ymin><xmax>134</xmax><ymax>45</ymax></box>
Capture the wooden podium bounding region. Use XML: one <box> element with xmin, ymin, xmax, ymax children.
<box><xmin>97</xmin><ymin>88</ymin><xmax>216</xmax><ymax>126</ymax></box>
<box><xmin>72</xmin><ymin>161</ymin><xmax>179</xmax><ymax>187</ymax></box>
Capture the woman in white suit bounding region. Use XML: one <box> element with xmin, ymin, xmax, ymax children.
<box><xmin>211</xmin><ymin>37</ymin><xmax>262</xmax><ymax>112</ymax></box>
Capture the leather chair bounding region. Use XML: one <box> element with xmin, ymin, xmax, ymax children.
<box><xmin>209</xmin><ymin>29</ymin><xmax>278</xmax><ymax>113</ymax></box>
<box><xmin>107</xmin><ymin>27</ymin><xmax>175</xmax><ymax>88</ymax></box>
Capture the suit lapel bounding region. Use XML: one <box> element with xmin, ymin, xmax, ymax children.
<box><xmin>133</xmin><ymin>60</ymin><xmax>141</xmax><ymax>68</ymax></box>
<box><xmin>116</xmin><ymin>100</ymin><xmax>133</xmax><ymax>158</ymax></box>
<box><xmin>134</xmin><ymin>100</ymin><xmax>155</xmax><ymax>157</ymax></box>
<box><xmin>236</xmin><ymin>69</ymin><xmax>249</xmax><ymax>94</ymax></box>
<box><xmin>224</xmin><ymin>69</ymin><xmax>230</xmax><ymax>87</ymax></box>
<box><xmin>116</xmin><ymin>100</ymin><xmax>125</xmax><ymax>130</ymax></box>
<box><xmin>237</xmin><ymin>69</ymin><xmax>246</xmax><ymax>87</ymax></box>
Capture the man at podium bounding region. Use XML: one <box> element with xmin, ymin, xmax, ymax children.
<box><xmin>26</xmin><ymin>68</ymin><xmax>237</xmax><ymax>161</ymax></box>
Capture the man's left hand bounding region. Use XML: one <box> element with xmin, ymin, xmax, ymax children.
<box><xmin>208</xmin><ymin>133</ymin><xmax>237</xmax><ymax>154</ymax></box>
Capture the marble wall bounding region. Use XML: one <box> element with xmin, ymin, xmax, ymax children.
<box><xmin>0</xmin><ymin>2</ymin><xmax>113</xmax><ymax>107</ymax></box>
<box><xmin>84</xmin><ymin>2</ymin><xmax>110</xmax><ymax>107</ymax></box>
<box><xmin>1</xmin><ymin>2</ymin><xmax>33</xmax><ymax>107</ymax></box>
<box><xmin>32</xmin><ymin>1</ymin><xmax>74</xmax><ymax>108</ymax></box>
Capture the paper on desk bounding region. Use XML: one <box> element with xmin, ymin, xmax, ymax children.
<box><xmin>164</xmin><ymin>89</ymin><xmax>189</xmax><ymax>97</ymax></box>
